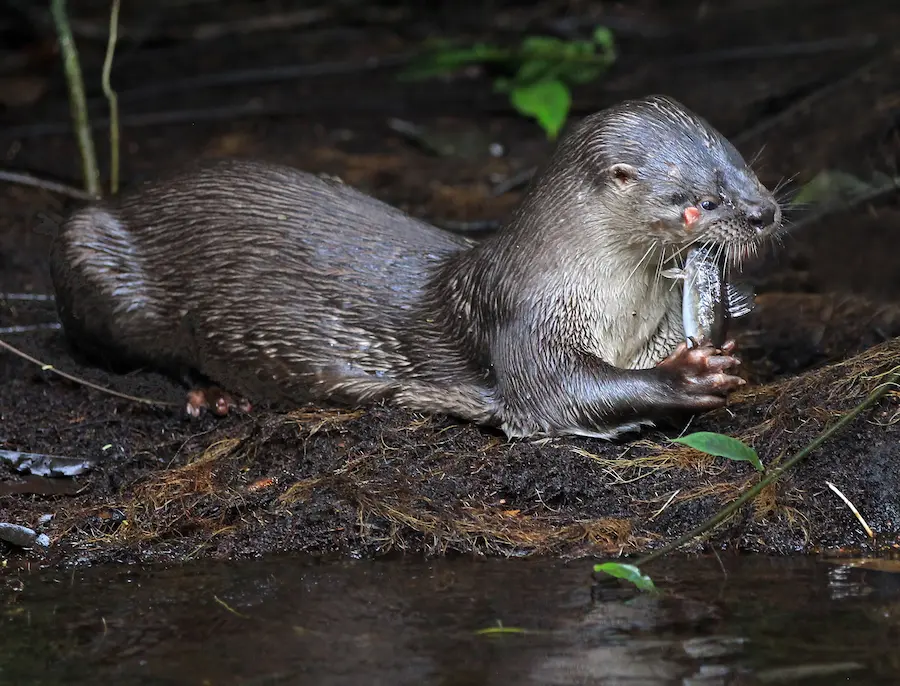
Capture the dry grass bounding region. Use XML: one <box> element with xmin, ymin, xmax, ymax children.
<box><xmin>120</xmin><ymin>437</ymin><xmax>243</xmax><ymax>541</ymax></box>
<box><xmin>355</xmin><ymin>493</ymin><xmax>637</xmax><ymax>556</ymax></box>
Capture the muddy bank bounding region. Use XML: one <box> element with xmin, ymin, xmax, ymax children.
<box><xmin>2</xmin><ymin>296</ymin><xmax>900</xmax><ymax>566</ymax></box>
<box><xmin>3</xmin><ymin>291</ymin><xmax>899</xmax><ymax>566</ymax></box>
<box><xmin>1</xmin><ymin>0</ymin><xmax>899</xmax><ymax>566</ymax></box>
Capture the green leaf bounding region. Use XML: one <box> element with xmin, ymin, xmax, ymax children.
<box><xmin>514</xmin><ymin>59</ymin><xmax>558</xmax><ymax>85</ymax></box>
<box><xmin>592</xmin><ymin>26</ymin><xmax>615</xmax><ymax>53</ymax></box>
<box><xmin>510</xmin><ymin>79</ymin><xmax>571</xmax><ymax>140</ymax></box>
<box><xmin>521</xmin><ymin>36</ymin><xmax>566</xmax><ymax>57</ymax></box>
<box><xmin>559</xmin><ymin>40</ymin><xmax>588</xmax><ymax>60</ymax></box>
<box><xmin>401</xmin><ymin>44</ymin><xmax>509</xmax><ymax>81</ymax></box>
<box><xmin>672</xmin><ymin>431</ymin><xmax>764</xmax><ymax>471</ymax></box>
<box><xmin>563</xmin><ymin>64</ymin><xmax>604</xmax><ymax>85</ymax></box>
<box><xmin>593</xmin><ymin>562</ymin><xmax>657</xmax><ymax>592</ymax></box>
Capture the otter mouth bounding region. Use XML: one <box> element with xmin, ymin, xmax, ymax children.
<box><xmin>641</xmin><ymin>205</ymin><xmax>784</xmax><ymax>283</ymax></box>
<box><xmin>661</xmin><ymin>193</ymin><xmax>784</xmax><ymax>270</ymax></box>
<box><xmin>690</xmin><ymin>209</ymin><xmax>784</xmax><ymax>270</ymax></box>
<box><xmin>663</xmin><ymin>230</ymin><xmax>774</xmax><ymax>278</ymax></box>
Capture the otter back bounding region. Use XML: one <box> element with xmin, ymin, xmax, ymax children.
<box><xmin>50</xmin><ymin>159</ymin><xmax>478</xmax><ymax>408</ymax></box>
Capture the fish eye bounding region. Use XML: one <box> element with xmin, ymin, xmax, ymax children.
<box><xmin>700</xmin><ymin>200</ymin><xmax>718</xmax><ymax>211</ymax></box>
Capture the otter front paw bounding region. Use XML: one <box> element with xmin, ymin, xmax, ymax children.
<box><xmin>656</xmin><ymin>340</ymin><xmax>744</xmax><ymax>411</ymax></box>
<box><xmin>185</xmin><ymin>387</ymin><xmax>252</xmax><ymax>418</ymax></box>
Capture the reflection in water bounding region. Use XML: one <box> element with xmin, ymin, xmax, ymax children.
<box><xmin>0</xmin><ymin>555</ymin><xmax>897</xmax><ymax>685</ymax></box>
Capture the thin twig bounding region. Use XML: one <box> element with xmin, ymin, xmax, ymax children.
<box><xmin>0</xmin><ymin>169</ymin><xmax>96</xmax><ymax>201</ymax></box>
<box><xmin>113</xmin><ymin>53</ymin><xmax>413</xmax><ymax>102</ymax></box>
<box><xmin>213</xmin><ymin>595</ymin><xmax>251</xmax><ymax>619</ymax></box>
<box><xmin>2</xmin><ymin>101</ymin><xmax>270</xmax><ymax>139</ymax></box>
<box><xmin>668</xmin><ymin>34</ymin><xmax>879</xmax><ymax>67</ymax></box>
<box><xmin>733</xmin><ymin>57</ymin><xmax>882</xmax><ymax>148</ymax></box>
<box><xmin>101</xmin><ymin>0</ymin><xmax>121</xmax><ymax>194</ymax></box>
<box><xmin>0</xmin><ymin>293</ymin><xmax>56</xmax><ymax>302</ymax></box>
<box><xmin>634</xmin><ymin>365</ymin><xmax>900</xmax><ymax>567</ymax></box>
<box><xmin>0</xmin><ymin>337</ymin><xmax>177</xmax><ymax>408</ymax></box>
<box><xmin>825</xmin><ymin>481</ymin><xmax>874</xmax><ymax>539</ymax></box>
<box><xmin>50</xmin><ymin>0</ymin><xmax>101</xmax><ymax>197</ymax></box>
<box><xmin>0</xmin><ymin>324</ymin><xmax>62</xmax><ymax>335</ymax></box>
<box><xmin>71</xmin><ymin>7</ymin><xmax>331</xmax><ymax>42</ymax></box>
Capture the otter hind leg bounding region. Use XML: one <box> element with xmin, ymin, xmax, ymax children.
<box><xmin>291</xmin><ymin>371</ymin><xmax>497</xmax><ymax>426</ymax></box>
<box><xmin>49</xmin><ymin>207</ymin><xmax>178</xmax><ymax>374</ymax></box>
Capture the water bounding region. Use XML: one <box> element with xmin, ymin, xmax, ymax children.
<box><xmin>1</xmin><ymin>554</ymin><xmax>898</xmax><ymax>685</ymax></box>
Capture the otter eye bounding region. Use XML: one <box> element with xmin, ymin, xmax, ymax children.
<box><xmin>700</xmin><ymin>200</ymin><xmax>718</xmax><ymax>211</ymax></box>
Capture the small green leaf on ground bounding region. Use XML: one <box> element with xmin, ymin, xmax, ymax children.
<box><xmin>510</xmin><ymin>79</ymin><xmax>570</xmax><ymax>139</ymax></box>
<box><xmin>593</xmin><ymin>562</ymin><xmax>657</xmax><ymax>592</ymax></box>
<box><xmin>672</xmin><ymin>431</ymin><xmax>764</xmax><ymax>471</ymax></box>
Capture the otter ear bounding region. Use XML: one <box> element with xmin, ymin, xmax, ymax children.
<box><xmin>607</xmin><ymin>163</ymin><xmax>638</xmax><ymax>189</ymax></box>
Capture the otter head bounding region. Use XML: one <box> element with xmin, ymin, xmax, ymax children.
<box><xmin>569</xmin><ymin>94</ymin><xmax>782</xmax><ymax>265</ymax></box>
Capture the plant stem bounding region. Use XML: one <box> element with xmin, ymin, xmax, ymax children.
<box><xmin>0</xmin><ymin>169</ymin><xmax>96</xmax><ymax>200</ymax></box>
<box><xmin>0</xmin><ymin>337</ymin><xmax>175</xmax><ymax>408</ymax></box>
<box><xmin>50</xmin><ymin>0</ymin><xmax>101</xmax><ymax>198</ymax></box>
<box><xmin>101</xmin><ymin>0</ymin><xmax>121</xmax><ymax>194</ymax></box>
<box><xmin>635</xmin><ymin>366</ymin><xmax>900</xmax><ymax>567</ymax></box>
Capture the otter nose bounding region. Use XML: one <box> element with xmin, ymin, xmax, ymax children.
<box><xmin>746</xmin><ymin>201</ymin><xmax>778</xmax><ymax>232</ymax></box>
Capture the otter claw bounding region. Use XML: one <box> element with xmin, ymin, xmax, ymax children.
<box><xmin>658</xmin><ymin>340</ymin><xmax>744</xmax><ymax>402</ymax></box>
<box><xmin>720</xmin><ymin>339</ymin><xmax>738</xmax><ymax>354</ymax></box>
<box><xmin>185</xmin><ymin>387</ymin><xmax>252</xmax><ymax>418</ymax></box>
<box><xmin>684</xmin><ymin>337</ymin><xmax>738</xmax><ymax>354</ymax></box>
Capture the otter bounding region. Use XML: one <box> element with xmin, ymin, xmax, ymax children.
<box><xmin>49</xmin><ymin>95</ymin><xmax>782</xmax><ymax>439</ymax></box>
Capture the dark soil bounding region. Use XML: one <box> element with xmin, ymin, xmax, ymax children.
<box><xmin>1</xmin><ymin>0</ymin><xmax>899</xmax><ymax>567</ymax></box>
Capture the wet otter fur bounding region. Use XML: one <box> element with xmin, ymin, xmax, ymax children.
<box><xmin>50</xmin><ymin>95</ymin><xmax>782</xmax><ymax>439</ymax></box>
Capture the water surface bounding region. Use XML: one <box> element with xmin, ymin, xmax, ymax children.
<box><xmin>2</xmin><ymin>554</ymin><xmax>898</xmax><ymax>685</ymax></box>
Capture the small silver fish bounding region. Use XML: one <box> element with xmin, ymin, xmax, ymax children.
<box><xmin>664</xmin><ymin>246</ymin><xmax>754</xmax><ymax>348</ymax></box>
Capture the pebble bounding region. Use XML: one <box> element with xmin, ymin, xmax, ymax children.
<box><xmin>0</xmin><ymin>522</ymin><xmax>50</xmax><ymax>548</ymax></box>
